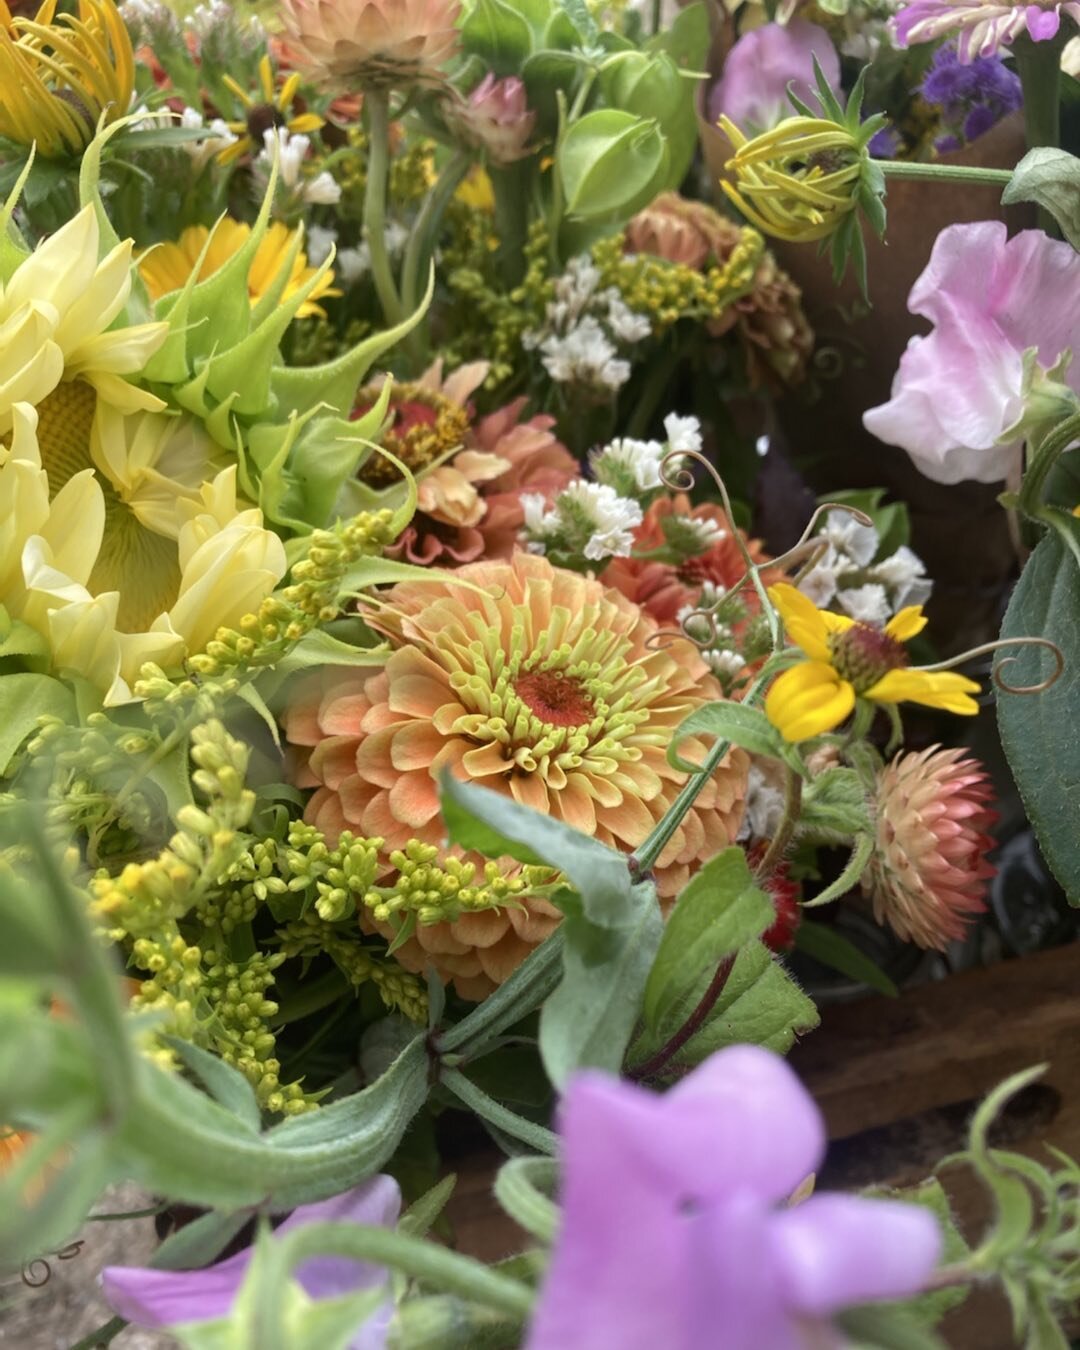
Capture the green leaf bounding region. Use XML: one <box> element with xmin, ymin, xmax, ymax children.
<box><xmin>0</xmin><ymin>673</ymin><xmax>74</xmax><ymax>777</ymax></box>
<box><xmin>798</xmin><ymin>767</ymin><xmax>873</xmax><ymax>842</ymax></box>
<box><xmin>460</xmin><ymin>0</ymin><xmax>535</xmax><ymax>72</ymax></box>
<box><xmin>272</xmin><ymin>628</ymin><xmax>391</xmax><ymax>675</ymax></box>
<box><xmin>440</xmin><ymin>775</ymin><xmax>636</xmax><ymax>928</ymax></box>
<box><xmin>795</xmin><ymin>920</ymin><xmax>898</xmax><ymax>997</ymax></box>
<box><xmin>165</xmin><ymin>1037</ymin><xmax>262</xmax><ymax>1135</ymax></box>
<box><xmin>997</xmin><ymin>528</ymin><xmax>1080</xmax><ymax>903</ymax></box>
<box><xmin>558</xmin><ymin>109</ymin><xmax>668</xmax><ymax>222</ymax></box>
<box><xmin>1002</xmin><ymin>147</ymin><xmax>1080</xmax><ymax>250</ymax></box>
<box><xmin>493</xmin><ymin>1156</ymin><xmax>559</xmax><ymax>1243</ymax></box>
<box><xmin>862</xmin><ymin>1178</ymin><xmax>970</xmax><ymax>1325</ymax></box>
<box><xmin>836</xmin><ymin>1304</ymin><xmax>948</xmax><ymax>1349</ymax></box>
<box><xmin>539</xmin><ymin>879</ymin><xmax>663</xmax><ymax>1087</ymax></box>
<box><xmin>668</xmin><ymin>700</ymin><xmax>782</xmax><ymax>772</ymax></box>
<box><xmin>641</xmin><ymin>846</ymin><xmax>771</xmax><ymax>1030</ymax></box>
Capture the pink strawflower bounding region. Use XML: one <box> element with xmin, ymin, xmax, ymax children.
<box><xmin>708</xmin><ymin>20</ymin><xmax>841</xmax><ymax>132</ymax></box>
<box><xmin>863</xmin><ymin>745</ymin><xmax>998</xmax><ymax>950</ymax></box>
<box><xmin>893</xmin><ymin>0</ymin><xmax>1080</xmax><ymax>60</ymax></box>
<box><xmin>445</xmin><ymin>73</ymin><xmax>536</xmax><ymax>165</ymax></box>
<box><xmin>863</xmin><ymin>222</ymin><xmax>1080</xmax><ymax>484</ymax></box>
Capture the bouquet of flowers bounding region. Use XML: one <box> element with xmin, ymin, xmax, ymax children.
<box><xmin>1</xmin><ymin>0</ymin><xmax>1079</xmax><ymax>1345</ymax></box>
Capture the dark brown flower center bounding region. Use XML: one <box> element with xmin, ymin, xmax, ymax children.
<box><xmin>828</xmin><ymin>624</ymin><xmax>908</xmax><ymax>693</ymax></box>
<box><xmin>246</xmin><ymin>103</ymin><xmax>288</xmax><ymax>142</ymax></box>
<box><xmin>515</xmin><ymin>672</ymin><xmax>595</xmax><ymax>728</ymax></box>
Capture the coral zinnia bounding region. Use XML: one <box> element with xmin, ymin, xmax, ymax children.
<box><xmin>862</xmin><ymin>746</ymin><xmax>997</xmax><ymax>949</ymax></box>
<box><xmin>285</xmin><ymin>553</ymin><xmax>748</xmax><ymax>995</ymax></box>
<box><xmin>139</xmin><ymin>220</ymin><xmax>340</xmax><ymax>319</ymax></box>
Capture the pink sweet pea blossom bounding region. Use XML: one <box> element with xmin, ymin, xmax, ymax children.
<box><xmin>892</xmin><ymin>0</ymin><xmax>1080</xmax><ymax>60</ymax></box>
<box><xmin>709</xmin><ymin>21</ymin><xmax>842</xmax><ymax>133</ymax></box>
<box><xmin>101</xmin><ymin>1176</ymin><xmax>400</xmax><ymax>1347</ymax></box>
<box><xmin>525</xmin><ymin>1046</ymin><xmax>942</xmax><ymax>1350</ymax></box>
<box><xmin>863</xmin><ymin>221</ymin><xmax>1080</xmax><ymax>484</ymax></box>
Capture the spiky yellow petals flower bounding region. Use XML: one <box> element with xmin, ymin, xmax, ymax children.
<box><xmin>0</xmin><ymin>204</ymin><xmax>167</xmax><ymax>432</ymax></box>
<box><xmin>1</xmin><ymin>401</ymin><xmax>286</xmax><ymax>704</ymax></box>
<box><xmin>280</xmin><ymin>0</ymin><xmax>461</xmax><ymax>92</ymax></box>
<box><xmin>863</xmin><ymin>746</ymin><xmax>997</xmax><ymax>950</ymax></box>
<box><xmin>139</xmin><ymin>219</ymin><xmax>340</xmax><ymax>319</ymax></box>
<box><xmin>718</xmin><ymin>115</ymin><xmax>863</xmax><ymax>243</ymax></box>
<box><xmin>765</xmin><ymin>584</ymin><xmax>981</xmax><ymax>742</ymax></box>
<box><xmin>0</xmin><ymin>0</ymin><xmax>134</xmax><ymax>158</ymax></box>
<box><xmin>219</xmin><ymin>54</ymin><xmax>323</xmax><ymax>165</ymax></box>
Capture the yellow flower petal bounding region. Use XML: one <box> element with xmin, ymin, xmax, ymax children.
<box><xmin>865</xmin><ymin>668</ymin><xmax>981</xmax><ymax>715</ymax></box>
<box><xmin>885</xmin><ymin>606</ymin><xmax>928</xmax><ymax>642</ymax></box>
<box><xmin>768</xmin><ymin>583</ymin><xmax>852</xmax><ymax>662</ymax></box>
<box><xmin>765</xmin><ymin>661</ymin><xmax>856</xmax><ymax>742</ymax></box>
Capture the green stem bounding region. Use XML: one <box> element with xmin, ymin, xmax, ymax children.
<box><xmin>754</xmin><ymin>765</ymin><xmax>802</xmax><ymax>880</ymax></box>
<box><xmin>625</xmin><ymin>341</ymin><xmax>682</xmax><ymax>438</ymax></box>
<box><xmin>437</xmin><ymin>929</ymin><xmax>565</xmax><ymax>1058</ymax></box>
<box><xmin>282</xmin><ymin>1223</ymin><xmax>535</xmax><ymax>1320</ymax></box>
<box><xmin>401</xmin><ymin>148</ymin><xmax>471</xmax><ymax>321</ymax></box>
<box><xmin>441</xmin><ymin>1068</ymin><xmax>559</xmax><ymax>1157</ymax></box>
<box><xmin>879</xmin><ymin>161</ymin><xmax>1014</xmax><ymax>186</ymax></box>
<box><xmin>1017</xmin><ymin>410</ymin><xmax>1080</xmax><ymax>520</ymax></box>
<box><xmin>363</xmin><ymin>91</ymin><xmax>405</xmax><ymax>329</ymax></box>
<box><xmin>1013</xmin><ymin>32</ymin><xmax>1062</xmax><ymax>151</ymax></box>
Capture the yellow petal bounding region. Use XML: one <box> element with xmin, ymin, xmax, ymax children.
<box><xmin>765</xmin><ymin>661</ymin><xmax>856</xmax><ymax>742</ymax></box>
<box><xmin>865</xmin><ymin>668</ymin><xmax>981</xmax><ymax>715</ymax></box>
<box><xmin>768</xmin><ymin>583</ymin><xmax>851</xmax><ymax>662</ymax></box>
<box><xmin>884</xmin><ymin>606</ymin><xmax>928</xmax><ymax>642</ymax></box>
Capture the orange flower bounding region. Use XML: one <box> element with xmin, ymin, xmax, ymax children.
<box><xmin>603</xmin><ymin>494</ymin><xmax>779</xmax><ymax>625</ymax></box>
<box><xmin>285</xmin><ymin>554</ymin><xmax>748</xmax><ymax>995</ymax></box>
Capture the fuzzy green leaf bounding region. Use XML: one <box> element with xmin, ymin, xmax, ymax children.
<box><xmin>1002</xmin><ymin>147</ymin><xmax>1080</xmax><ymax>250</ymax></box>
<box><xmin>0</xmin><ymin>673</ymin><xmax>75</xmax><ymax>777</ymax></box>
<box><xmin>668</xmin><ymin>701</ymin><xmax>782</xmax><ymax>773</ymax></box>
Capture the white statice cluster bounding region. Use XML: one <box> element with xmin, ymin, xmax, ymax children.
<box><xmin>592</xmin><ymin>412</ymin><xmax>703</xmax><ymax>494</ymax></box>
<box><xmin>177</xmin><ymin>106</ymin><xmax>238</xmax><ymax>171</ymax></box>
<box><xmin>523</xmin><ymin>256</ymin><xmax>650</xmax><ymax>394</ymax></box>
<box><xmin>798</xmin><ymin>510</ymin><xmax>931</xmax><ymax>625</ymax></box>
<box><xmin>738</xmin><ymin>762</ymin><xmax>787</xmax><ymax>843</ymax></box>
<box><xmin>255</xmin><ymin>128</ymin><xmax>341</xmax><ymax>208</ymax></box>
<box><xmin>304</xmin><ymin>222</ymin><xmax>409</xmax><ymax>285</ymax></box>
<box><xmin>522</xmin><ymin>481</ymin><xmax>643</xmax><ymax>564</ymax></box>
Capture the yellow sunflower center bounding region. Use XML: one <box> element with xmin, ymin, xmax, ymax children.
<box><xmin>34</xmin><ymin>380</ymin><xmax>182</xmax><ymax>633</ymax></box>
<box><xmin>828</xmin><ymin>624</ymin><xmax>909</xmax><ymax>693</ymax></box>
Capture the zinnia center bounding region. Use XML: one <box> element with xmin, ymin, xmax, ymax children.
<box><xmin>34</xmin><ymin>380</ymin><xmax>182</xmax><ymax>633</ymax></box>
<box><xmin>828</xmin><ymin>624</ymin><xmax>909</xmax><ymax>692</ymax></box>
<box><xmin>515</xmin><ymin>671</ymin><xmax>595</xmax><ymax>727</ymax></box>
<box><xmin>354</xmin><ymin>385</ymin><xmax>470</xmax><ymax>486</ymax></box>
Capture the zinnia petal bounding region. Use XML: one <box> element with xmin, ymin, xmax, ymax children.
<box><xmin>766</xmin><ymin>663</ymin><xmax>856</xmax><ymax>741</ymax></box>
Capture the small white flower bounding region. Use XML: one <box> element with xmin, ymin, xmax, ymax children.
<box><xmin>259</xmin><ymin>127</ymin><xmax>309</xmax><ymax>188</ymax></box>
<box><xmin>663</xmin><ymin>413</ymin><xmax>703</xmax><ymax>456</ymax></box>
<box><xmin>603</xmin><ymin>289</ymin><xmax>651</xmax><ymax>343</ymax></box>
<box><xmin>385</xmin><ymin>222</ymin><xmax>410</xmax><ymax>257</ymax></box>
<box><xmin>594</xmin><ymin>437</ymin><xmax>666</xmax><ymax>492</ymax></box>
<box><xmin>336</xmin><ymin>245</ymin><xmax>371</xmax><ymax>283</ymax></box>
<box><xmin>821</xmin><ymin>509</ymin><xmax>879</xmax><ymax>568</ymax></box>
<box><xmin>306</xmin><ymin>225</ymin><xmax>338</xmax><ymax>267</ymax></box>
<box><xmin>303</xmin><ymin>171</ymin><xmax>342</xmax><ymax>205</ymax></box>
<box><xmin>870</xmin><ymin>545</ymin><xmax>933</xmax><ymax>611</ymax></box>
<box><xmin>705</xmin><ymin>649</ymin><xmax>747</xmax><ymax>679</ymax></box>
<box><xmin>520</xmin><ymin>493</ymin><xmax>552</xmax><ymax>535</ymax></box>
<box><xmin>681</xmin><ymin>517</ymin><xmax>726</xmax><ymax>551</ymax></box>
<box><xmin>836</xmin><ymin>583</ymin><xmax>891</xmax><ymax>626</ymax></box>
<box><xmin>738</xmin><ymin>764</ymin><xmax>787</xmax><ymax>842</ymax></box>
<box><xmin>538</xmin><ymin>317</ymin><xmax>631</xmax><ymax>390</ymax></box>
<box><xmin>798</xmin><ymin>546</ymin><xmax>842</xmax><ymax>609</ymax></box>
<box><xmin>565</xmin><ymin>481</ymin><xmax>642</xmax><ymax>561</ymax></box>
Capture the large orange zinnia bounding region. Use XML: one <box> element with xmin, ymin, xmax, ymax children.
<box><xmin>285</xmin><ymin>553</ymin><xmax>748</xmax><ymax>997</ymax></box>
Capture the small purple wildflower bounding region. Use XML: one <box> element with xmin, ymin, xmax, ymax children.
<box><xmin>868</xmin><ymin>125</ymin><xmax>901</xmax><ymax>158</ymax></box>
<box><xmin>920</xmin><ymin>41</ymin><xmax>1021</xmax><ymax>151</ymax></box>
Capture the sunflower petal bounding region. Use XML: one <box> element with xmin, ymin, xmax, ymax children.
<box><xmin>885</xmin><ymin>607</ymin><xmax>928</xmax><ymax>642</ymax></box>
<box><xmin>768</xmin><ymin>583</ymin><xmax>851</xmax><ymax>662</ymax></box>
<box><xmin>765</xmin><ymin>661</ymin><xmax>856</xmax><ymax>742</ymax></box>
<box><xmin>865</xmin><ymin>668</ymin><xmax>981</xmax><ymax>715</ymax></box>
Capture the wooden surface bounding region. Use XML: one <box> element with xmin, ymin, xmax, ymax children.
<box><xmin>447</xmin><ymin>943</ymin><xmax>1080</xmax><ymax>1347</ymax></box>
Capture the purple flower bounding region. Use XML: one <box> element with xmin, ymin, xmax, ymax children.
<box><xmin>102</xmin><ymin>1176</ymin><xmax>401</xmax><ymax>1347</ymax></box>
<box><xmin>709</xmin><ymin>21</ymin><xmax>842</xmax><ymax>133</ymax></box>
<box><xmin>864</xmin><ymin>222</ymin><xmax>1080</xmax><ymax>484</ymax></box>
<box><xmin>525</xmin><ymin>1046</ymin><xmax>942</xmax><ymax>1350</ymax></box>
<box><xmin>920</xmin><ymin>42</ymin><xmax>1021</xmax><ymax>150</ymax></box>
<box><xmin>893</xmin><ymin>0</ymin><xmax>1080</xmax><ymax>61</ymax></box>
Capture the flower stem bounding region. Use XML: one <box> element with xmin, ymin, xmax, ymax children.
<box><xmin>400</xmin><ymin>148</ymin><xmax>471</xmax><ymax>323</ymax></box>
<box><xmin>878</xmin><ymin>161</ymin><xmax>1014</xmax><ymax>186</ymax></box>
<box><xmin>1013</xmin><ymin>32</ymin><xmax>1062</xmax><ymax>150</ymax></box>
<box><xmin>364</xmin><ymin>91</ymin><xmax>405</xmax><ymax>329</ymax></box>
<box><xmin>437</xmin><ymin>929</ymin><xmax>565</xmax><ymax>1058</ymax></box>
<box><xmin>628</xmin><ymin>954</ymin><xmax>736</xmax><ymax>1081</ymax></box>
<box><xmin>1017</xmin><ymin>410</ymin><xmax>1080</xmax><ymax>519</ymax></box>
<box><xmin>441</xmin><ymin>1067</ymin><xmax>559</xmax><ymax>1156</ymax></box>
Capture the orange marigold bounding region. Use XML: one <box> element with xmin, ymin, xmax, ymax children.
<box><xmin>285</xmin><ymin>553</ymin><xmax>748</xmax><ymax>997</ymax></box>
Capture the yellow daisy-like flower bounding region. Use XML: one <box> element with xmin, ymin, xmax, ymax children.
<box><xmin>764</xmin><ymin>584</ymin><xmax>981</xmax><ymax>742</ymax></box>
<box><xmin>219</xmin><ymin>53</ymin><xmax>323</xmax><ymax>165</ymax></box>
<box><xmin>0</xmin><ymin>0</ymin><xmax>134</xmax><ymax>159</ymax></box>
<box><xmin>139</xmin><ymin>219</ymin><xmax>340</xmax><ymax>318</ymax></box>
<box><xmin>718</xmin><ymin>115</ymin><xmax>863</xmax><ymax>244</ymax></box>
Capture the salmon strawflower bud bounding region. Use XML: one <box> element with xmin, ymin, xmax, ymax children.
<box><xmin>862</xmin><ymin>746</ymin><xmax>998</xmax><ymax>950</ymax></box>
